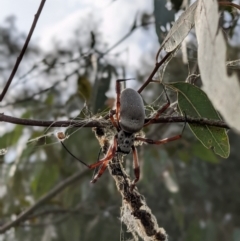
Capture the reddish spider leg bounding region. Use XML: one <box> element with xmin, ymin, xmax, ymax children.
<box><xmin>135</xmin><ymin>133</ymin><xmax>182</xmax><ymax>146</ymax></box>
<box><xmin>109</xmin><ymin>110</ymin><xmax>119</xmax><ymax>130</ymax></box>
<box><xmin>130</xmin><ymin>119</ymin><xmax>187</xmax><ymax>188</ymax></box>
<box><xmin>90</xmin><ymin>136</ymin><xmax>117</xmax><ymax>183</ymax></box>
<box><xmin>61</xmin><ymin>137</ymin><xmax>118</xmax><ymax>183</ymax></box>
<box><xmin>131</xmin><ymin>134</ymin><xmax>182</xmax><ymax>188</ymax></box>
<box><xmin>131</xmin><ymin>146</ymin><xmax>140</xmax><ymax>190</ymax></box>
<box><xmin>113</xmin><ymin>78</ymin><xmax>135</xmax><ymax>127</ymax></box>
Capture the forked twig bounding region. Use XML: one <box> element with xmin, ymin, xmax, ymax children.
<box><xmin>138</xmin><ymin>52</ymin><xmax>172</xmax><ymax>93</ymax></box>
<box><xmin>0</xmin><ymin>0</ymin><xmax>46</xmax><ymax>102</ymax></box>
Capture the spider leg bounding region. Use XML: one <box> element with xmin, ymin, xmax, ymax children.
<box><xmin>115</xmin><ymin>78</ymin><xmax>135</xmax><ymax>126</ymax></box>
<box><xmin>61</xmin><ymin>137</ymin><xmax>117</xmax><ymax>183</ymax></box>
<box><xmin>88</xmin><ymin>144</ymin><xmax>114</xmax><ymax>169</ymax></box>
<box><xmin>61</xmin><ymin>141</ymin><xmax>111</xmax><ymax>169</ymax></box>
<box><xmin>135</xmin><ymin>135</ymin><xmax>181</xmax><ymax>145</ymax></box>
<box><xmin>109</xmin><ymin>109</ymin><xmax>120</xmax><ymax>131</ymax></box>
<box><xmin>130</xmin><ymin>146</ymin><xmax>140</xmax><ymax>191</ymax></box>
<box><xmin>90</xmin><ymin>136</ymin><xmax>117</xmax><ymax>183</ymax></box>
<box><xmin>144</xmin><ymin>85</ymin><xmax>170</xmax><ymax>127</ymax></box>
<box><xmin>136</xmin><ymin>119</ymin><xmax>186</xmax><ymax>145</ymax></box>
<box><xmin>90</xmin><ymin>158</ymin><xmax>110</xmax><ymax>183</ymax></box>
<box><xmin>61</xmin><ymin>141</ymin><xmax>90</xmax><ymax>168</ymax></box>
<box><xmin>92</xmin><ymin>147</ymin><xmax>103</xmax><ymax>180</ymax></box>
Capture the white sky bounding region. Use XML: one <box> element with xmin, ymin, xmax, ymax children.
<box><xmin>0</xmin><ymin>0</ymin><xmax>159</xmax><ymax>70</ymax></box>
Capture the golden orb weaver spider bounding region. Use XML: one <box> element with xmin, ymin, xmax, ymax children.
<box><xmin>61</xmin><ymin>77</ymin><xmax>185</xmax><ymax>190</ymax></box>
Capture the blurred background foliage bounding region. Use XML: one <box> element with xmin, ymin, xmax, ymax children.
<box><xmin>0</xmin><ymin>0</ymin><xmax>240</xmax><ymax>241</ymax></box>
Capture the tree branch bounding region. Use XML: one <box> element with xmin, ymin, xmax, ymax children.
<box><xmin>110</xmin><ymin>155</ymin><xmax>167</xmax><ymax>241</ymax></box>
<box><xmin>0</xmin><ymin>0</ymin><xmax>46</xmax><ymax>102</ymax></box>
<box><xmin>0</xmin><ymin>113</ymin><xmax>230</xmax><ymax>129</ymax></box>
<box><xmin>0</xmin><ymin>70</ymin><xmax>78</xmax><ymax>108</ymax></box>
<box><xmin>219</xmin><ymin>1</ymin><xmax>240</xmax><ymax>11</ymax></box>
<box><xmin>93</xmin><ymin>127</ymin><xmax>167</xmax><ymax>241</ymax></box>
<box><xmin>28</xmin><ymin>206</ymin><xmax>83</xmax><ymax>219</ymax></box>
<box><xmin>0</xmin><ymin>170</ymin><xmax>88</xmax><ymax>234</ymax></box>
<box><xmin>138</xmin><ymin>52</ymin><xmax>172</xmax><ymax>93</ymax></box>
<box><xmin>21</xmin><ymin>213</ymin><xmax>70</xmax><ymax>228</ymax></box>
<box><xmin>98</xmin><ymin>21</ymin><xmax>154</xmax><ymax>58</ymax></box>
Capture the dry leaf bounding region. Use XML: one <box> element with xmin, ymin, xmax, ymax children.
<box><xmin>160</xmin><ymin>1</ymin><xmax>198</xmax><ymax>53</ymax></box>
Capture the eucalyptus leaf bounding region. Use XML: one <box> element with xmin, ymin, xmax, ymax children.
<box><xmin>195</xmin><ymin>0</ymin><xmax>240</xmax><ymax>132</ymax></box>
<box><xmin>77</xmin><ymin>75</ymin><xmax>92</xmax><ymax>101</ymax></box>
<box><xmin>0</xmin><ymin>125</ymin><xmax>23</xmax><ymax>148</ymax></box>
<box><xmin>169</xmin><ymin>82</ymin><xmax>230</xmax><ymax>158</ymax></box>
<box><xmin>31</xmin><ymin>160</ymin><xmax>60</xmax><ymax>198</ymax></box>
<box><xmin>159</xmin><ymin>1</ymin><xmax>198</xmax><ymax>53</ymax></box>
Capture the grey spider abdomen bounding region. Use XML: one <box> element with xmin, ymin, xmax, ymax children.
<box><xmin>119</xmin><ymin>88</ymin><xmax>145</xmax><ymax>133</ymax></box>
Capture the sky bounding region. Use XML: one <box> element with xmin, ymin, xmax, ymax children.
<box><xmin>0</xmin><ymin>0</ymin><xmax>158</xmax><ymax>70</ymax></box>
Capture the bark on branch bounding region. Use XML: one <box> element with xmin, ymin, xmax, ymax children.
<box><xmin>0</xmin><ymin>113</ymin><xmax>229</xmax><ymax>129</ymax></box>
<box><xmin>94</xmin><ymin>127</ymin><xmax>168</xmax><ymax>241</ymax></box>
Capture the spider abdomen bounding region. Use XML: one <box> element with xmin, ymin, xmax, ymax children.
<box><xmin>119</xmin><ymin>88</ymin><xmax>145</xmax><ymax>133</ymax></box>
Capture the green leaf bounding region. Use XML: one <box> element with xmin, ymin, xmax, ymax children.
<box><xmin>0</xmin><ymin>125</ymin><xmax>23</xmax><ymax>148</ymax></box>
<box><xmin>169</xmin><ymin>82</ymin><xmax>230</xmax><ymax>158</ymax></box>
<box><xmin>205</xmin><ymin>220</ymin><xmax>217</xmax><ymax>241</ymax></box>
<box><xmin>192</xmin><ymin>143</ymin><xmax>219</xmax><ymax>163</ymax></box>
<box><xmin>44</xmin><ymin>93</ymin><xmax>54</xmax><ymax>105</ymax></box>
<box><xmin>185</xmin><ymin>220</ymin><xmax>204</xmax><ymax>241</ymax></box>
<box><xmin>77</xmin><ymin>75</ymin><xmax>92</xmax><ymax>101</ymax></box>
<box><xmin>0</xmin><ymin>111</ymin><xmax>31</xmax><ymax>148</ymax></box>
<box><xmin>233</xmin><ymin>228</ymin><xmax>240</xmax><ymax>241</ymax></box>
<box><xmin>31</xmin><ymin>160</ymin><xmax>59</xmax><ymax>198</ymax></box>
<box><xmin>92</xmin><ymin>64</ymin><xmax>117</xmax><ymax>113</ymax></box>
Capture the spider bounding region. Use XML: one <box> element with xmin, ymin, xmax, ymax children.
<box><xmin>61</xmin><ymin>78</ymin><xmax>185</xmax><ymax>190</ymax></box>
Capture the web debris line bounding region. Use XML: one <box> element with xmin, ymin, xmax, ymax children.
<box><xmin>94</xmin><ymin>127</ymin><xmax>167</xmax><ymax>241</ymax></box>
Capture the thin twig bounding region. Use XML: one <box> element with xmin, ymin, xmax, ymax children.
<box><xmin>0</xmin><ymin>113</ymin><xmax>229</xmax><ymax>129</ymax></box>
<box><xmin>21</xmin><ymin>205</ymin><xmax>84</xmax><ymax>228</ymax></box>
<box><xmin>0</xmin><ymin>70</ymin><xmax>78</xmax><ymax>108</ymax></box>
<box><xmin>2</xmin><ymin>19</ymin><xmax>154</xmax><ymax>106</ymax></box>
<box><xmin>21</xmin><ymin>213</ymin><xmax>70</xmax><ymax>228</ymax></box>
<box><xmin>0</xmin><ymin>0</ymin><xmax>46</xmax><ymax>102</ymax></box>
<box><xmin>137</xmin><ymin>52</ymin><xmax>172</xmax><ymax>93</ymax></box>
<box><xmin>219</xmin><ymin>1</ymin><xmax>240</xmax><ymax>11</ymax></box>
<box><xmin>99</xmin><ymin>21</ymin><xmax>154</xmax><ymax>58</ymax></box>
<box><xmin>0</xmin><ymin>170</ymin><xmax>88</xmax><ymax>234</ymax></box>
<box><xmin>28</xmin><ymin>207</ymin><xmax>82</xmax><ymax>219</ymax></box>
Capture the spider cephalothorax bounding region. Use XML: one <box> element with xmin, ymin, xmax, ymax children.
<box><xmin>117</xmin><ymin>130</ymin><xmax>135</xmax><ymax>154</ymax></box>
